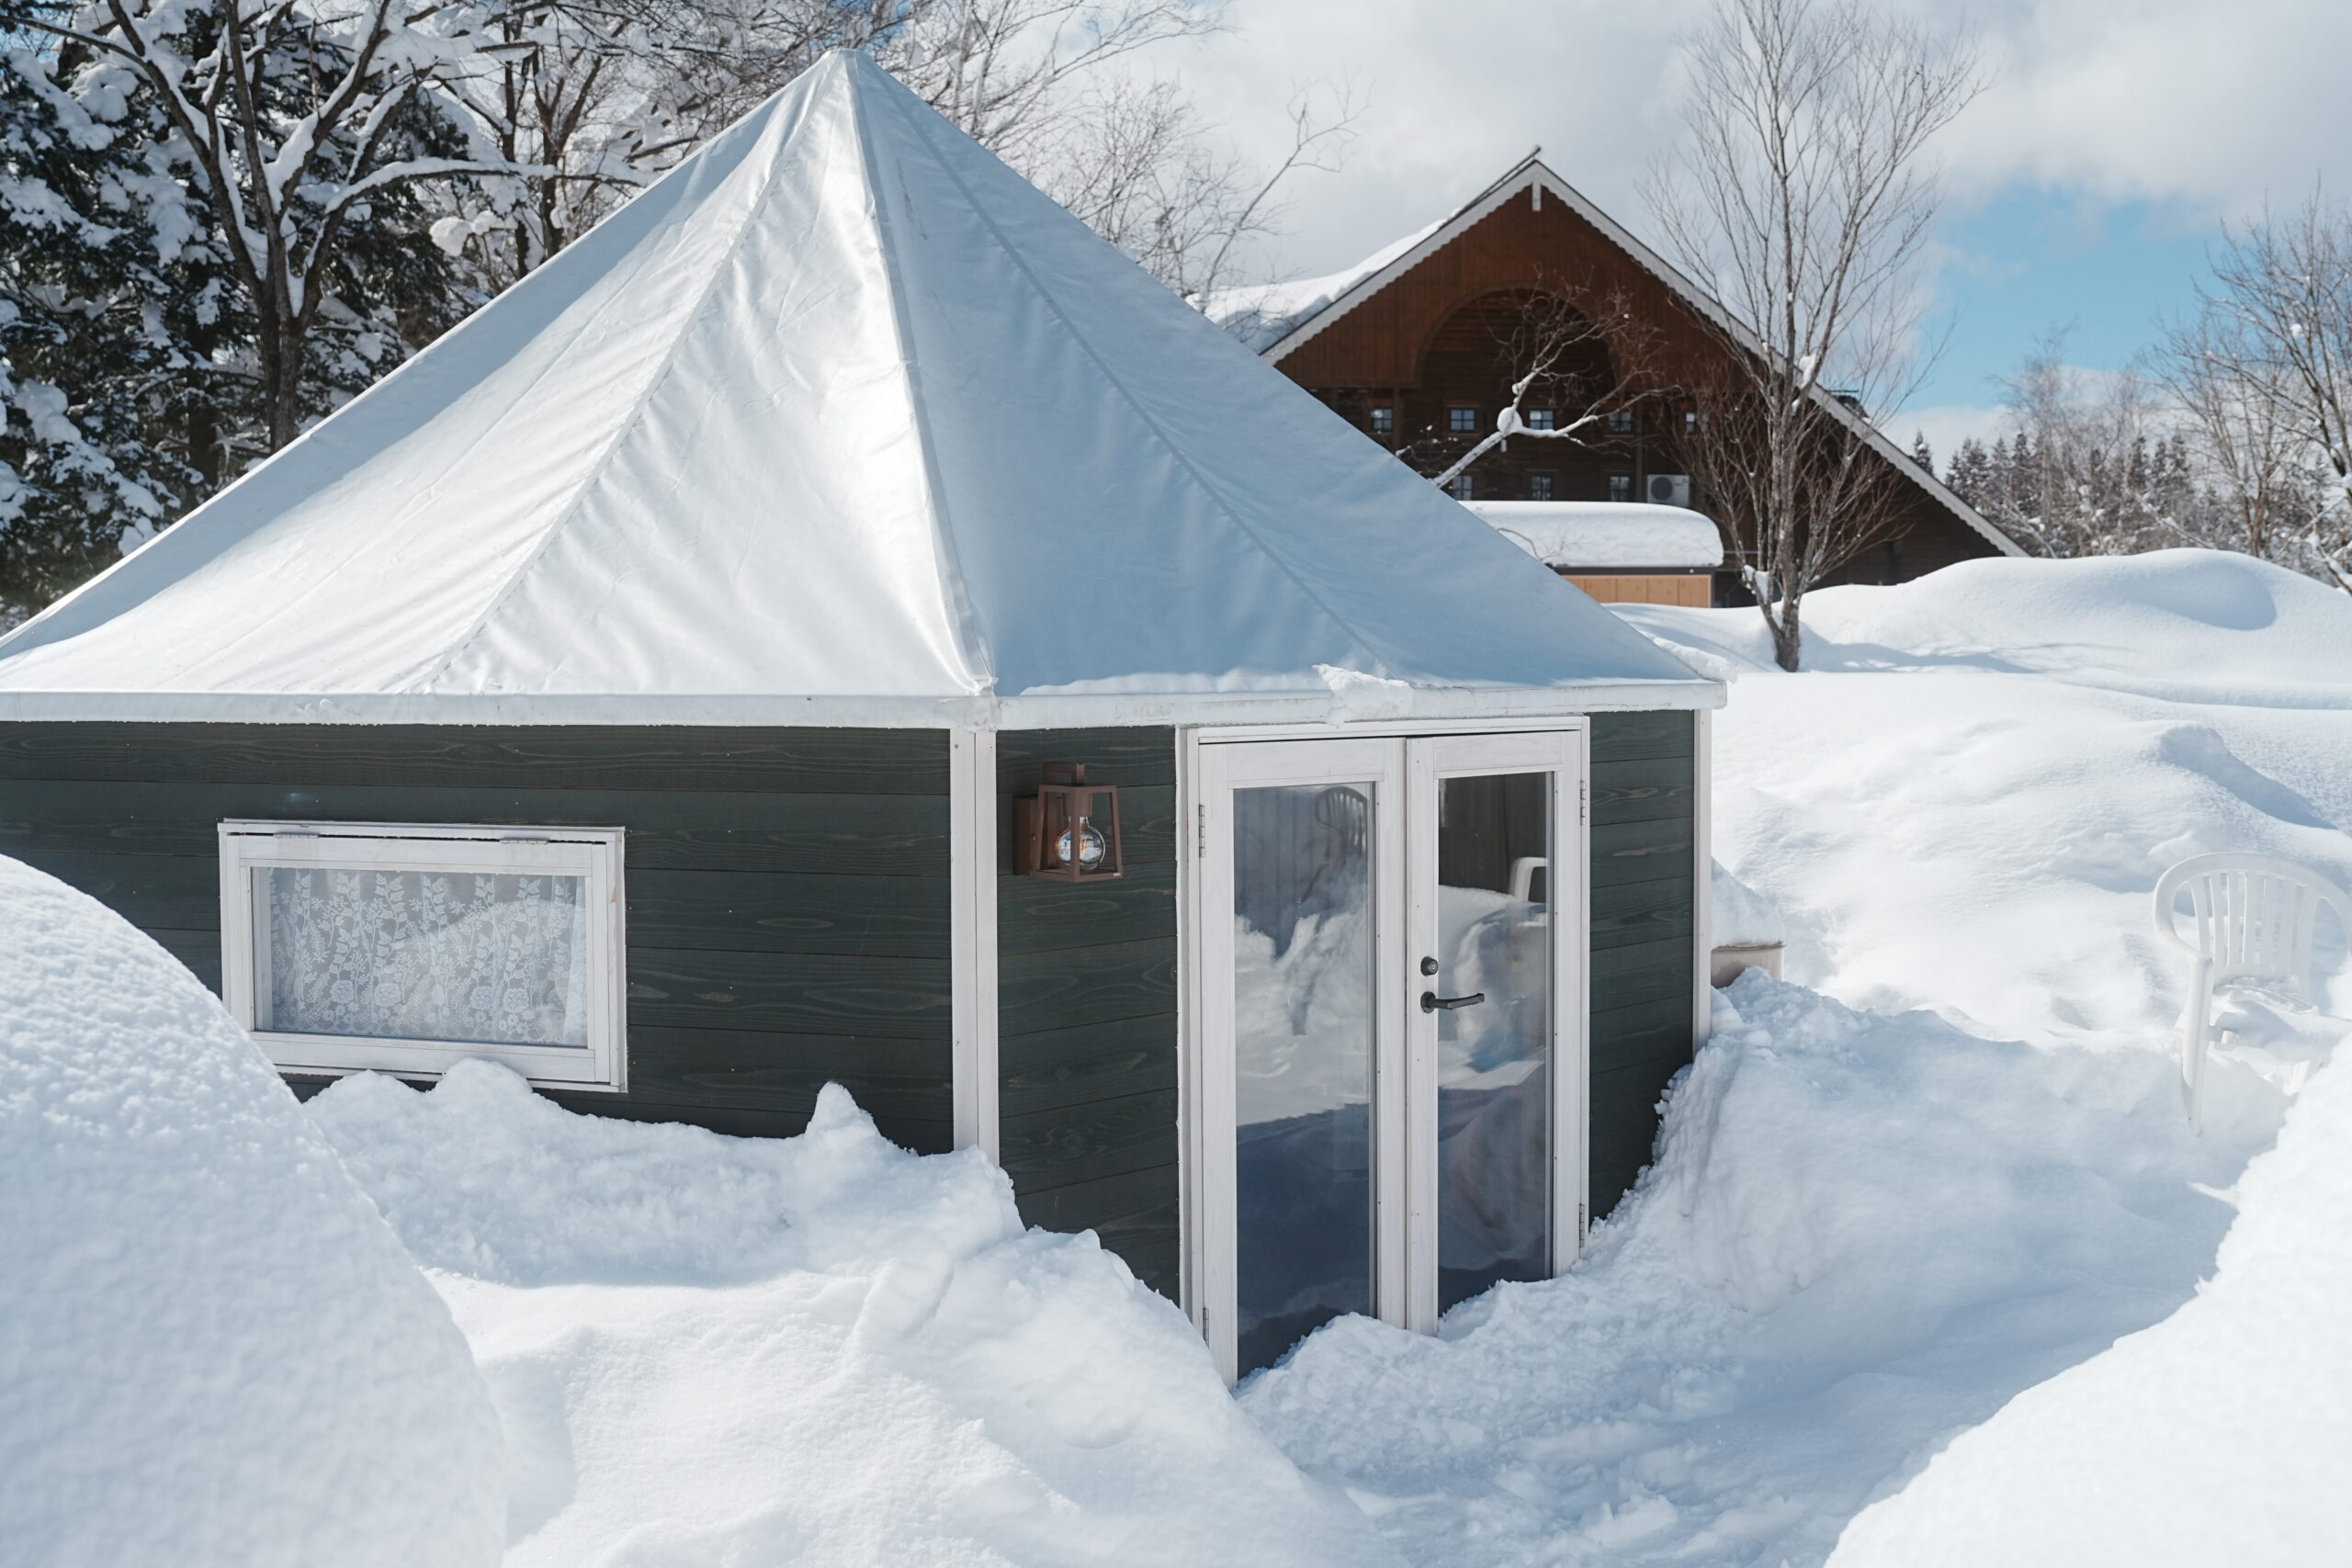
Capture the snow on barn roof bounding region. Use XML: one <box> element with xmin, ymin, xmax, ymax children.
<box><xmin>0</xmin><ymin>55</ymin><xmax>1713</xmax><ymax>728</ymax></box>
<box><xmin>1464</xmin><ymin>502</ymin><xmax>1726</xmax><ymax>571</ymax></box>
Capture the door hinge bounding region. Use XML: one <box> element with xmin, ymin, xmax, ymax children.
<box><xmin>1197</xmin><ymin>802</ymin><xmax>1207</xmax><ymax>858</ymax></box>
<box><xmin>1578</xmin><ymin>779</ymin><xmax>1588</xmax><ymax>824</ymax></box>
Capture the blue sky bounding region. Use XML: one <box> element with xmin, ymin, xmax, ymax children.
<box><xmin>1170</xmin><ymin>0</ymin><xmax>2352</xmax><ymax>468</ymax></box>
<box><xmin>1923</xmin><ymin>193</ymin><xmax>2216</xmax><ymax>405</ymax></box>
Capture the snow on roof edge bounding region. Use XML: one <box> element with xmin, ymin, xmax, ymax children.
<box><xmin>0</xmin><ymin>676</ymin><xmax>1723</xmax><ymax>729</ymax></box>
<box><xmin>1465</xmin><ymin>501</ymin><xmax>1726</xmax><ymax>570</ymax></box>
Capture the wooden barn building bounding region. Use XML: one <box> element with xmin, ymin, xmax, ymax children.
<box><xmin>0</xmin><ymin>58</ymin><xmax>1724</xmax><ymax>1383</ymax></box>
<box><xmin>1211</xmin><ymin>155</ymin><xmax>2022</xmax><ymax>601</ymax></box>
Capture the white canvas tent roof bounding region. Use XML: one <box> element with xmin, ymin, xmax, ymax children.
<box><xmin>0</xmin><ymin>53</ymin><xmax>1715</xmax><ymax>729</ymax></box>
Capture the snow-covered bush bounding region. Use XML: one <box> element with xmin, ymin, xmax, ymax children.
<box><xmin>0</xmin><ymin>856</ymin><xmax>502</xmax><ymax>1567</ymax></box>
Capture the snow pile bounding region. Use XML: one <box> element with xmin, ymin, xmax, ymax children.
<box><xmin>1828</xmin><ymin>1050</ymin><xmax>2352</xmax><ymax>1567</ymax></box>
<box><xmin>308</xmin><ymin>1063</ymin><xmax>1395</xmax><ymax>1567</ymax></box>
<box><xmin>1242</xmin><ymin>973</ymin><xmax>2271</xmax><ymax>1565</ymax></box>
<box><xmin>0</xmin><ymin>856</ymin><xmax>502</xmax><ymax>1568</ymax></box>
<box><xmin>1617</xmin><ymin>549</ymin><xmax>2352</xmax><ymax>1044</ymax></box>
<box><xmin>1464</xmin><ymin>502</ymin><xmax>1725</xmax><ymax>570</ymax></box>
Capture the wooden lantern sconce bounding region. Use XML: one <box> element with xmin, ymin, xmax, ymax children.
<box><xmin>1016</xmin><ymin>763</ymin><xmax>1124</xmax><ymax>882</ymax></box>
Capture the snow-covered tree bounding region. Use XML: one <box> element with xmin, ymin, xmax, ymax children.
<box><xmin>18</xmin><ymin>0</ymin><xmax>516</xmax><ymax>452</ymax></box>
<box><xmin>432</xmin><ymin>0</ymin><xmax>909</xmax><ymax>287</ymax></box>
<box><xmin>2162</xmin><ymin>195</ymin><xmax>2352</xmax><ymax>592</ymax></box>
<box><xmin>0</xmin><ymin>42</ymin><xmax>215</xmax><ymax>622</ymax></box>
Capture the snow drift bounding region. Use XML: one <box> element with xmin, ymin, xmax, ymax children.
<box><xmin>0</xmin><ymin>856</ymin><xmax>502</xmax><ymax>1568</ymax></box>
<box><xmin>1827</xmin><ymin>1050</ymin><xmax>2352</xmax><ymax>1567</ymax></box>
<box><xmin>308</xmin><ymin>1063</ymin><xmax>1396</xmax><ymax>1567</ymax></box>
<box><xmin>1239</xmin><ymin>549</ymin><xmax>2347</xmax><ymax>1565</ymax></box>
<box><xmin>1618</xmin><ymin>548</ymin><xmax>2352</xmax><ymax>1046</ymax></box>
<box><xmin>1241</xmin><ymin>974</ymin><xmax>2270</xmax><ymax>1566</ymax></box>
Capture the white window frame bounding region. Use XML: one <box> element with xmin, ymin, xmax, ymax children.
<box><xmin>218</xmin><ymin>820</ymin><xmax>628</xmax><ymax>1091</ymax></box>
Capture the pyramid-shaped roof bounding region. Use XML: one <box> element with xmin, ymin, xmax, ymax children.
<box><xmin>0</xmin><ymin>52</ymin><xmax>1712</xmax><ymax>728</ymax></box>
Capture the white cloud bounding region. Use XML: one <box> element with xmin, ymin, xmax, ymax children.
<box><xmin>1894</xmin><ymin>404</ymin><xmax>2017</xmax><ymax>472</ymax></box>
<box><xmin>1172</xmin><ymin>0</ymin><xmax>2352</xmax><ymax>279</ymax></box>
<box><xmin>1947</xmin><ymin>0</ymin><xmax>2352</xmax><ymax>218</ymax></box>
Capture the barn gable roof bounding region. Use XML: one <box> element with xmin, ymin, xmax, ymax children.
<box><xmin>1205</xmin><ymin>154</ymin><xmax>2024</xmax><ymax>561</ymax></box>
<box><xmin>0</xmin><ymin>61</ymin><xmax>1714</xmax><ymax>728</ymax></box>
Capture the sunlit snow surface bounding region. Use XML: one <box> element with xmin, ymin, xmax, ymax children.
<box><xmin>0</xmin><ymin>858</ymin><xmax>503</xmax><ymax>1568</ymax></box>
<box><xmin>294</xmin><ymin>548</ymin><xmax>2351</xmax><ymax>1565</ymax></box>
<box><xmin>311</xmin><ymin>1066</ymin><xmax>1395</xmax><ymax>1567</ymax></box>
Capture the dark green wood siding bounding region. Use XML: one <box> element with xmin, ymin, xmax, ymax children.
<box><xmin>0</xmin><ymin>724</ymin><xmax>956</xmax><ymax>1150</ymax></box>
<box><xmin>995</xmin><ymin>728</ymin><xmax>1180</xmax><ymax>1301</ymax></box>
<box><xmin>1588</xmin><ymin>710</ymin><xmax>1698</xmax><ymax>1221</ymax></box>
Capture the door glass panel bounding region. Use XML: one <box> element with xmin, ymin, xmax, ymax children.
<box><xmin>1232</xmin><ymin>783</ymin><xmax>1377</xmax><ymax>1375</ymax></box>
<box><xmin>1434</xmin><ymin>771</ymin><xmax>1553</xmax><ymax>1312</ymax></box>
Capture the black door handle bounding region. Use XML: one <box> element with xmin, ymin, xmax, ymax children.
<box><xmin>1420</xmin><ymin>990</ymin><xmax>1486</xmax><ymax>1013</ymax></box>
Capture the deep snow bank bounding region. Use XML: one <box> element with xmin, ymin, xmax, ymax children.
<box><xmin>1827</xmin><ymin>1051</ymin><xmax>2352</xmax><ymax>1567</ymax></box>
<box><xmin>1241</xmin><ymin>974</ymin><xmax>2267</xmax><ymax>1567</ymax></box>
<box><xmin>0</xmin><ymin>857</ymin><xmax>502</xmax><ymax>1568</ymax></box>
<box><xmin>1617</xmin><ymin>549</ymin><xmax>2352</xmax><ymax>1047</ymax></box>
<box><xmin>309</xmin><ymin>1063</ymin><xmax>1396</xmax><ymax>1567</ymax></box>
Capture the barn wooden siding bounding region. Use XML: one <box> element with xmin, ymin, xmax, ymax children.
<box><xmin>0</xmin><ymin>723</ymin><xmax>958</xmax><ymax>1151</ymax></box>
<box><xmin>1272</xmin><ymin>188</ymin><xmax>2000</xmax><ymax>585</ymax></box>
<box><xmin>994</xmin><ymin>728</ymin><xmax>1181</xmax><ymax>1302</ymax></box>
<box><xmin>1587</xmin><ymin>709</ymin><xmax>1699</xmax><ymax>1218</ymax></box>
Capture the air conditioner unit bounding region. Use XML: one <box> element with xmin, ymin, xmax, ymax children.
<box><xmin>1646</xmin><ymin>473</ymin><xmax>1691</xmax><ymax>507</ymax></box>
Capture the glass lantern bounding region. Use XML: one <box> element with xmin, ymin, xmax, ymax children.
<box><xmin>1016</xmin><ymin>762</ymin><xmax>1125</xmax><ymax>882</ymax></box>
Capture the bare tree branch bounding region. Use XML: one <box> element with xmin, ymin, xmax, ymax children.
<box><xmin>1648</xmin><ymin>0</ymin><xmax>1984</xmax><ymax>669</ymax></box>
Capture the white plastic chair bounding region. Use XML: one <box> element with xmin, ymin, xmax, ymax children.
<box><xmin>2153</xmin><ymin>852</ymin><xmax>2352</xmax><ymax>1131</ymax></box>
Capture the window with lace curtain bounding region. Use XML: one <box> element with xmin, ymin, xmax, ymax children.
<box><xmin>218</xmin><ymin>822</ymin><xmax>628</xmax><ymax>1089</ymax></box>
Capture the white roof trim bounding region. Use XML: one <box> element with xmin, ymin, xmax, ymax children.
<box><xmin>0</xmin><ymin>678</ymin><xmax>1722</xmax><ymax>728</ymax></box>
<box><xmin>1260</xmin><ymin>156</ymin><xmax>2026</xmax><ymax>560</ymax></box>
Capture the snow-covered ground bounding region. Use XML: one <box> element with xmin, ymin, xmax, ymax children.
<box><xmin>7</xmin><ymin>548</ymin><xmax>2347</xmax><ymax>1565</ymax></box>
<box><xmin>1241</xmin><ymin>551</ymin><xmax>2346</xmax><ymax>1566</ymax></box>
<box><xmin>308</xmin><ymin>1066</ymin><xmax>1392</xmax><ymax>1567</ymax></box>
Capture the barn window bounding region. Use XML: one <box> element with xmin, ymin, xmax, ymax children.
<box><xmin>1447</xmin><ymin>473</ymin><xmax>1476</xmax><ymax>500</ymax></box>
<box><xmin>217</xmin><ymin>821</ymin><xmax>628</xmax><ymax>1091</ymax></box>
<box><xmin>1449</xmin><ymin>405</ymin><xmax>1479</xmax><ymax>433</ymax></box>
<box><xmin>1369</xmin><ymin>406</ymin><xmax>1395</xmax><ymax>434</ymax></box>
<box><xmin>1608</xmin><ymin>409</ymin><xmax>1634</xmax><ymax>434</ymax></box>
<box><xmin>1609</xmin><ymin>474</ymin><xmax>1633</xmax><ymax>502</ymax></box>
<box><xmin>1524</xmin><ymin>408</ymin><xmax>1556</xmax><ymax>431</ymax></box>
<box><xmin>1529</xmin><ymin>472</ymin><xmax>1555</xmax><ymax>501</ymax></box>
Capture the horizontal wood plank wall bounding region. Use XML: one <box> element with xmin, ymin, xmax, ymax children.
<box><xmin>0</xmin><ymin>724</ymin><xmax>956</xmax><ymax>1151</ymax></box>
<box><xmin>1587</xmin><ymin>709</ymin><xmax>1698</xmax><ymax>1221</ymax></box>
<box><xmin>994</xmin><ymin>728</ymin><xmax>1180</xmax><ymax>1302</ymax></box>
<box><xmin>1563</xmin><ymin>574</ymin><xmax>1713</xmax><ymax>607</ymax></box>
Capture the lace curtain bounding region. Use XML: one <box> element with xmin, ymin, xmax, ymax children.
<box><xmin>261</xmin><ymin>867</ymin><xmax>590</xmax><ymax>1047</ymax></box>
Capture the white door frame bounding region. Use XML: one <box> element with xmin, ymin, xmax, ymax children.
<box><xmin>1181</xmin><ymin>721</ymin><xmax>1589</xmax><ymax>1381</ymax></box>
<box><xmin>1190</xmin><ymin>736</ymin><xmax>1408</xmax><ymax>1383</ymax></box>
<box><xmin>1402</xmin><ymin>729</ymin><xmax>1587</xmax><ymax>1332</ymax></box>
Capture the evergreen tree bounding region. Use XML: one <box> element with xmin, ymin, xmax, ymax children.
<box><xmin>0</xmin><ymin>5</ymin><xmax>481</xmax><ymax>618</ymax></box>
<box><xmin>0</xmin><ymin>44</ymin><xmax>218</xmax><ymax>623</ymax></box>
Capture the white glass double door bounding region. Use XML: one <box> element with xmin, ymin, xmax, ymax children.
<box><xmin>1192</xmin><ymin>730</ymin><xmax>1585</xmax><ymax>1382</ymax></box>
